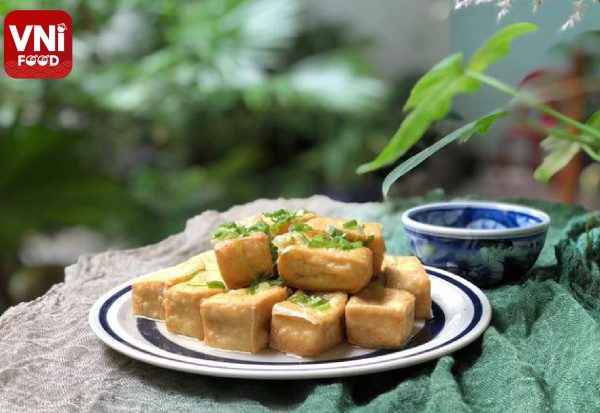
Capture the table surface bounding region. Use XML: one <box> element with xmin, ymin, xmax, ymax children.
<box><xmin>1</xmin><ymin>194</ymin><xmax>599</xmax><ymax>413</ymax></box>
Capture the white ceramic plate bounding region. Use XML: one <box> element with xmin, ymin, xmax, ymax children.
<box><xmin>89</xmin><ymin>266</ymin><xmax>491</xmax><ymax>380</ymax></box>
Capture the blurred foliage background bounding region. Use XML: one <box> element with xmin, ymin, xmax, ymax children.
<box><xmin>1</xmin><ymin>0</ymin><xmax>599</xmax><ymax>313</ymax></box>
<box><xmin>0</xmin><ymin>0</ymin><xmax>409</xmax><ymax>312</ymax></box>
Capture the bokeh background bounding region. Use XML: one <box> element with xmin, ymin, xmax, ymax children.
<box><xmin>1</xmin><ymin>0</ymin><xmax>599</xmax><ymax>313</ymax></box>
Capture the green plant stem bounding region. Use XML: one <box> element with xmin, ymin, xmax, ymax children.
<box><xmin>465</xmin><ymin>70</ymin><xmax>600</xmax><ymax>142</ymax></box>
<box><xmin>525</xmin><ymin>120</ymin><xmax>600</xmax><ymax>148</ymax></box>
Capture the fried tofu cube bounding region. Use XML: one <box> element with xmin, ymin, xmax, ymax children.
<box><xmin>164</xmin><ymin>268</ymin><xmax>226</xmax><ymax>340</ymax></box>
<box><xmin>277</xmin><ymin>244</ymin><xmax>373</xmax><ymax>293</ymax></box>
<box><xmin>270</xmin><ymin>291</ymin><xmax>348</xmax><ymax>357</ymax></box>
<box><xmin>345</xmin><ymin>284</ymin><xmax>415</xmax><ymax>349</ymax></box>
<box><xmin>131</xmin><ymin>252</ymin><xmax>210</xmax><ymax>319</ymax></box>
<box><xmin>306</xmin><ymin>217</ymin><xmax>386</xmax><ymax>274</ymax></box>
<box><xmin>383</xmin><ymin>255</ymin><xmax>432</xmax><ymax>319</ymax></box>
<box><xmin>213</xmin><ymin>232</ymin><xmax>274</xmax><ymax>289</ymax></box>
<box><xmin>201</xmin><ymin>285</ymin><xmax>288</xmax><ymax>353</ymax></box>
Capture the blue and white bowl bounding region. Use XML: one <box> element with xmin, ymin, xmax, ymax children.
<box><xmin>402</xmin><ymin>202</ymin><xmax>550</xmax><ymax>287</ymax></box>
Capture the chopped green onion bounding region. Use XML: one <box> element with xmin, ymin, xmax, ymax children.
<box><xmin>270</xmin><ymin>243</ymin><xmax>279</xmax><ymax>261</ymax></box>
<box><xmin>211</xmin><ymin>220</ymin><xmax>270</xmax><ymax>241</ymax></box>
<box><xmin>187</xmin><ymin>280</ymin><xmax>226</xmax><ymax>289</ymax></box>
<box><xmin>289</xmin><ymin>222</ymin><xmax>312</xmax><ymax>233</ymax></box>
<box><xmin>247</xmin><ymin>274</ymin><xmax>284</xmax><ymax>295</ymax></box>
<box><xmin>288</xmin><ymin>292</ymin><xmax>331</xmax><ymax>311</ymax></box>
<box><xmin>327</xmin><ymin>226</ymin><xmax>346</xmax><ymax>238</ymax></box>
<box><xmin>206</xmin><ymin>281</ymin><xmax>226</xmax><ymax>289</ymax></box>
<box><xmin>307</xmin><ymin>233</ymin><xmax>364</xmax><ymax>250</ymax></box>
<box><xmin>264</xmin><ymin>208</ymin><xmax>310</xmax><ymax>233</ymax></box>
<box><xmin>343</xmin><ymin>219</ymin><xmax>358</xmax><ymax>229</ymax></box>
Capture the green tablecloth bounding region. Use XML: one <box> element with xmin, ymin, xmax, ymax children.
<box><xmin>245</xmin><ymin>198</ymin><xmax>600</xmax><ymax>413</ymax></box>
<box><xmin>0</xmin><ymin>195</ymin><xmax>598</xmax><ymax>412</ymax></box>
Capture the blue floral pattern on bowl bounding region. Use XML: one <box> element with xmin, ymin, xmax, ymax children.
<box><xmin>402</xmin><ymin>202</ymin><xmax>550</xmax><ymax>287</ymax></box>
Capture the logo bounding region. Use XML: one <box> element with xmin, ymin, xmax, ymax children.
<box><xmin>3</xmin><ymin>10</ymin><xmax>72</xmax><ymax>79</ymax></box>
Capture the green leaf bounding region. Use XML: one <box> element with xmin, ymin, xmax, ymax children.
<box><xmin>582</xmin><ymin>110</ymin><xmax>600</xmax><ymax>161</ymax></box>
<box><xmin>357</xmin><ymin>75</ymin><xmax>478</xmax><ymax>174</ymax></box>
<box><xmin>357</xmin><ymin>23</ymin><xmax>537</xmax><ymax>175</ymax></box>
<box><xmin>587</xmin><ymin>110</ymin><xmax>600</xmax><ymax>128</ymax></box>
<box><xmin>533</xmin><ymin>137</ymin><xmax>581</xmax><ymax>183</ymax></box>
<box><xmin>382</xmin><ymin>110</ymin><xmax>508</xmax><ymax>197</ymax></box>
<box><xmin>467</xmin><ymin>23</ymin><xmax>538</xmax><ymax>73</ymax></box>
<box><xmin>404</xmin><ymin>54</ymin><xmax>464</xmax><ymax>111</ymax></box>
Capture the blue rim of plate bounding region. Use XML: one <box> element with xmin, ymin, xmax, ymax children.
<box><xmin>89</xmin><ymin>266</ymin><xmax>491</xmax><ymax>379</ymax></box>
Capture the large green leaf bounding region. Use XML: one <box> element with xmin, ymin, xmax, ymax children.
<box><xmin>467</xmin><ymin>23</ymin><xmax>538</xmax><ymax>73</ymax></box>
<box><xmin>356</xmin><ymin>67</ymin><xmax>478</xmax><ymax>174</ymax></box>
<box><xmin>403</xmin><ymin>53</ymin><xmax>464</xmax><ymax>111</ymax></box>
<box><xmin>382</xmin><ymin>109</ymin><xmax>508</xmax><ymax>197</ymax></box>
<box><xmin>357</xmin><ymin>23</ymin><xmax>537</xmax><ymax>175</ymax></box>
<box><xmin>533</xmin><ymin>137</ymin><xmax>581</xmax><ymax>182</ymax></box>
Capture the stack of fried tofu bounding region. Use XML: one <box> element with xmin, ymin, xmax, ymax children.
<box><xmin>131</xmin><ymin>209</ymin><xmax>432</xmax><ymax>356</ymax></box>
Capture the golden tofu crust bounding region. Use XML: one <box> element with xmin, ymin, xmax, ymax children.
<box><xmin>131</xmin><ymin>254</ymin><xmax>208</xmax><ymax>319</ymax></box>
<box><xmin>306</xmin><ymin>217</ymin><xmax>385</xmax><ymax>274</ymax></box>
<box><xmin>270</xmin><ymin>292</ymin><xmax>348</xmax><ymax>357</ymax></box>
<box><xmin>164</xmin><ymin>270</ymin><xmax>226</xmax><ymax>339</ymax></box>
<box><xmin>345</xmin><ymin>284</ymin><xmax>415</xmax><ymax>349</ymax></box>
<box><xmin>383</xmin><ymin>255</ymin><xmax>432</xmax><ymax>319</ymax></box>
<box><xmin>214</xmin><ymin>232</ymin><xmax>274</xmax><ymax>289</ymax></box>
<box><xmin>201</xmin><ymin>286</ymin><xmax>288</xmax><ymax>353</ymax></box>
<box><xmin>277</xmin><ymin>245</ymin><xmax>373</xmax><ymax>293</ymax></box>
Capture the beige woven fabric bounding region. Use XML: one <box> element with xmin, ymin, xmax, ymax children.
<box><xmin>0</xmin><ymin>196</ymin><xmax>390</xmax><ymax>412</ymax></box>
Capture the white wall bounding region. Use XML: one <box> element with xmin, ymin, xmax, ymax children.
<box><xmin>306</xmin><ymin>0</ymin><xmax>451</xmax><ymax>80</ymax></box>
<box><xmin>450</xmin><ymin>1</ymin><xmax>600</xmax><ymax>158</ymax></box>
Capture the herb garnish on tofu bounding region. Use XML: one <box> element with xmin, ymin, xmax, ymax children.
<box><xmin>211</xmin><ymin>220</ymin><xmax>270</xmax><ymax>241</ymax></box>
<box><xmin>288</xmin><ymin>292</ymin><xmax>331</xmax><ymax>311</ymax></box>
<box><xmin>288</xmin><ymin>222</ymin><xmax>312</xmax><ymax>233</ymax></box>
<box><xmin>263</xmin><ymin>208</ymin><xmax>309</xmax><ymax>233</ymax></box>
<box><xmin>273</xmin><ymin>223</ymin><xmax>372</xmax><ymax>251</ymax></box>
<box><xmin>308</xmin><ymin>232</ymin><xmax>365</xmax><ymax>250</ymax></box>
<box><xmin>247</xmin><ymin>274</ymin><xmax>285</xmax><ymax>295</ymax></box>
<box><xmin>187</xmin><ymin>280</ymin><xmax>226</xmax><ymax>289</ymax></box>
<box><xmin>343</xmin><ymin>219</ymin><xmax>362</xmax><ymax>230</ymax></box>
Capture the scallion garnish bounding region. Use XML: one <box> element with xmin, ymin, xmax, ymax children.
<box><xmin>307</xmin><ymin>233</ymin><xmax>364</xmax><ymax>250</ymax></box>
<box><xmin>327</xmin><ymin>226</ymin><xmax>346</xmax><ymax>238</ymax></box>
<box><xmin>247</xmin><ymin>274</ymin><xmax>284</xmax><ymax>295</ymax></box>
<box><xmin>289</xmin><ymin>222</ymin><xmax>312</xmax><ymax>233</ymax></box>
<box><xmin>206</xmin><ymin>280</ymin><xmax>226</xmax><ymax>289</ymax></box>
<box><xmin>288</xmin><ymin>292</ymin><xmax>331</xmax><ymax>311</ymax></box>
<box><xmin>187</xmin><ymin>280</ymin><xmax>226</xmax><ymax>289</ymax></box>
<box><xmin>343</xmin><ymin>219</ymin><xmax>358</xmax><ymax>229</ymax></box>
<box><xmin>264</xmin><ymin>208</ymin><xmax>309</xmax><ymax>233</ymax></box>
<box><xmin>211</xmin><ymin>220</ymin><xmax>270</xmax><ymax>241</ymax></box>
